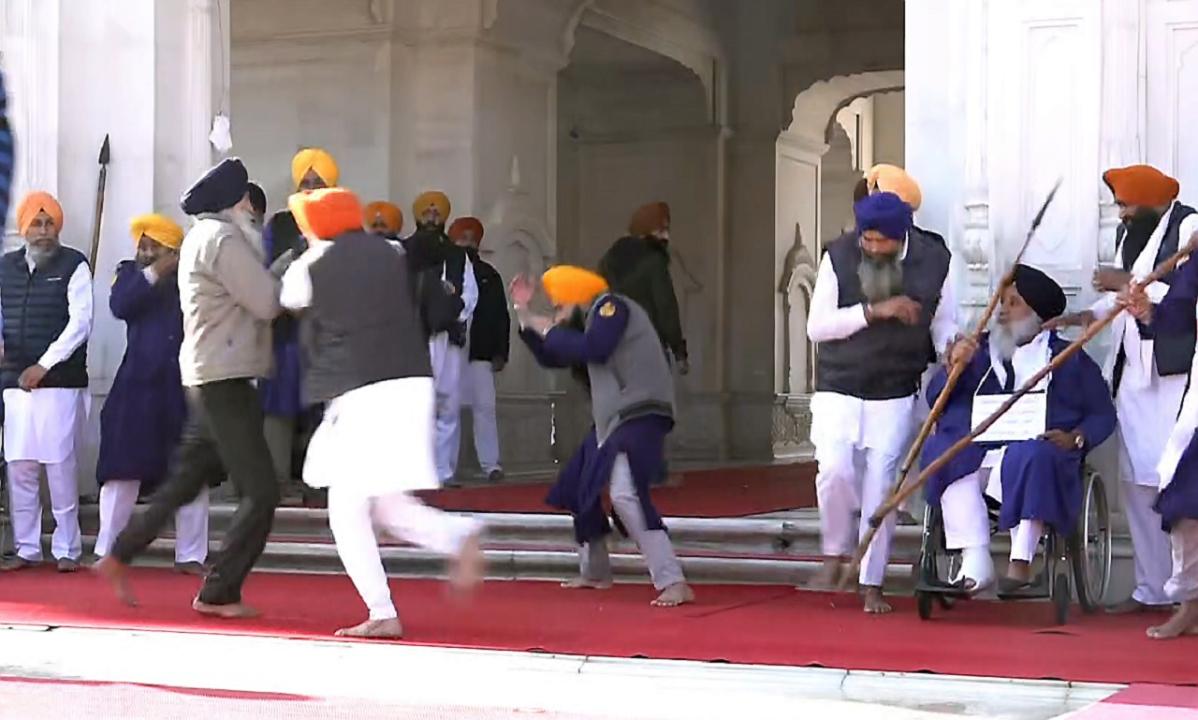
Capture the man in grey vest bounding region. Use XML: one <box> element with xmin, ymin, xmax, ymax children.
<box><xmin>807</xmin><ymin>191</ymin><xmax>957</xmax><ymax>613</ymax></box>
<box><xmin>280</xmin><ymin>187</ymin><xmax>483</xmax><ymax>638</ymax></box>
<box><xmin>1050</xmin><ymin>165</ymin><xmax>1198</xmax><ymax>615</ymax></box>
<box><xmin>97</xmin><ymin>158</ymin><xmax>288</xmax><ymax>618</ymax></box>
<box><xmin>512</xmin><ymin>265</ymin><xmax>694</xmax><ymax>607</ymax></box>
<box><xmin>0</xmin><ymin>191</ymin><xmax>92</xmax><ymax>573</ymax></box>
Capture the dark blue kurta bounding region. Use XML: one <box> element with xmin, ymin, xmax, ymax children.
<box><xmin>518</xmin><ymin>299</ymin><xmax>670</xmax><ymax>543</ymax></box>
<box><xmin>96</xmin><ymin>261</ymin><xmax>187</xmax><ymax>490</ymax></box>
<box><xmin>921</xmin><ymin>332</ymin><xmax>1116</xmax><ymax>535</ymax></box>
<box><xmin>1149</xmin><ymin>256</ymin><xmax>1198</xmax><ymax>531</ymax></box>
<box><xmin>258</xmin><ymin>213</ymin><xmax>304</xmax><ymax>416</ymax></box>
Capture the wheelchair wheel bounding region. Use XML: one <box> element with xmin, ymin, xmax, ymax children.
<box><xmin>917</xmin><ymin>591</ymin><xmax>934</xmax><ymax>620</ymax></box>
<box><xmin>1071</xmin><ymin>471</ymin><xmax>1112</xmax><ymax>613</ymax></box>
<box><xmin>1052</xmin><ymin>571</ymin><xmax>1071</xmax><ymax>625</ymax></box>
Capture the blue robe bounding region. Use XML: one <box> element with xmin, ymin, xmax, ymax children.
<box><xmin>96</xmin><ymin>261</ymin><xmax>188</xmax><ymax>490</ymax></box>
<box><xmin>1148</xmin><ymin>257</ymin><xmax>1198</xmax><ymax>531</ymax></box>
<box><xmin>921</xmin><ymin>332</ymin><xmax>1116</xmax><ymax>535</ymax></box>
<box><xmin>518</xmin><ymin>295</ymin><xmax>670</xmax><ymax>543</ymax></box>
<box><xmin>258</xmin><ymin>211</ymin><xmax>304</xmax><ymax>417</ymax></box>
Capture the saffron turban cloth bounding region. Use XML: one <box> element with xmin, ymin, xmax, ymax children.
<box><xmin>448</xmin><ymin>217</ymin><xmax>485</xmax><ymax>244</ymax></box>
<box><xmin>1102</xmin><ymin>165</ymin><xmax>1180</xmax><ymax>208</ymax></box>
<box><xmin>180</xmin><ymin>157</ymin><xmax>249</xmax><ymax>216</ymax></box>
<box><xmin>1013</xmin><ymin>263</ymin><xmax>1066</xmax><ymax>321</ymax></box>
<box><xmin>412</xmin><ymin>191</ymin><xmax>451</xmax><ymax>222</ymax></box>
<box><xmin>288</xmin><ymin>187</ymin><xmax>364</xmax><ymax>241</ymax></box>
<box><xmin>247</xmin><ymin>182</ymin><xmax>267</xmax><ymax>215</ymax></box>
<box><xmin>542</xmin><ymin>265</ymin><xmax>609</xmax><ymax>307</ymax></box>
<box><xmin>867</xmin><ymin>164</ymin><xmax>922</xmax><ymax>211</ymax></box>
<box><xmin>628</xmin><ymin>201</ymin><xmax>670</xmax><ymax>237</ymax></box>
<box><xmin>291</xmin><ymin>148</ymin><xmax>340</xmax><ymax>189</ymax></box>
<box><xmin>854</xmin><ymin>191</ymin><xmax>913</xmax><ymax>242</ymax></box>
<box><xmin>363</xmin><ymin>201</ymin><xmax>403</xmax><ymax>234</ymax></box>
<box><xmin>16</xmin><ymin>191</ymin><xmax>64</xmax><ymax>235</ymax></box>
<box><xmin>130</xmin><ymin>213</ymin><xmax>184</xmax><ymax>250</ymax></box>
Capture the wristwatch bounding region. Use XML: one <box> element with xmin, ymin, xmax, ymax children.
<box><xmin>1073</xmin><ymin>431</ymin><xmax>1085</xmax><ymax>450</ymax></box>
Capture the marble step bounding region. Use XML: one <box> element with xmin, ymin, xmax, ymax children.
<box><xmin>70</xmin><ymin>504</ymin><xmax>1134</xmax><ymax>565</ymax></box>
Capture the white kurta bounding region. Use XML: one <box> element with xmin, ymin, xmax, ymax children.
<box><xmin>1092</xmin><ymin>203</ymin><xmax>1198</xmax><ymax>488</ymax></box>
<box><xmin>0</xmin><ymin>258</ymin><xmax>93</xmax><ymax>462</ymax></box>
<box><xmin>280</xmin><ymin>241</ymin><xmax>440</xmax><ymax>496</ymax></box>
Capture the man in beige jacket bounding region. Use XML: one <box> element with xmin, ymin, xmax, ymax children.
<box><xmin>97</xmin><ymin>157</ymin><xmax>289</xmax><ymax>619</ymax></box>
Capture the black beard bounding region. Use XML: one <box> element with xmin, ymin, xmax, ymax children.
<box><xmin>1121</xmin><ymin>209</ymin><xmax>1163</xmax><ymax>268</ymax></box>
<box><xmin>857</xmin><ymin>253</ymin><xmax>904</xmax><ymax>303</ymax></box>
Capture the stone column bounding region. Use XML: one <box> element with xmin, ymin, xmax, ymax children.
<box><xmin>960</xmin><ymin>0</ymin><xmax>993</xmax><ymax>326</ymax></box>
<box><xmin>1098</xmin><ymin>0</ymin><xmax>1144</xmax><ymax>266</ymax></box>
<box><xmin>0</xmin><ymin>0</ymin><xmax>61</xmax><ymax>250</ymax></box>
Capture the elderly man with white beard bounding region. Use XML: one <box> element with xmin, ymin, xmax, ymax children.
<box><xmin>806</xmin><ymin>191</ymin><xmax>958</xmax><ymax>613</ymax></box>
<box><xmin>921</xmin><ymin>265</ymin><xmax>1116</xmax><ymax>593</ymax></box>
<box><xmin>97</xmin><ymin>158</ymin><xmax>290</xmax><ymax>618</ymax></box>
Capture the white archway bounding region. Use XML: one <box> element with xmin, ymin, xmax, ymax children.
<box><xmin>773</xmin><ymin>70</ymin><xmax>904</xmax><ymax>395</ymax></box>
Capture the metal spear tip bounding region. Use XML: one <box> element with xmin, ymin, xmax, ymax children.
<box><xmin>98</xmin><ymin>134</ymin><xmax>110</xmax><ymax>165</ymax></box>
<box><xmin>1031</xmin><ymin>176</ymin><xmax>1064</xmax><ymax>228</ymax></box>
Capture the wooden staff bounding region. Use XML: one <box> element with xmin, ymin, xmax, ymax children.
<box><xmin>885</xmin><ymin>179</ymin><xmax>1063</xmax><ymax>511</ymax></box>
<box><xmin>88</xmin><ymin>134</ymin><xmax>110</xmax><ymax>269</ymax></box>
<box><xmin>838</xmin><ymin>238</ymin><xmax>1196</xmax><ymax>590</ymax></box>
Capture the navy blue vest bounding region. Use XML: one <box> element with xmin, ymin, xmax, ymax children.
<box><xmin>816</xmin><ymin>231</ymin><xmax>951</xmax><ymax>400</ymax></box>
<box><xmin>0</xmin><ymin>246</ymin><xmax>89</xmax><ymax>390</ymax></box>
<box><xmin>1113</xmin><ymin>203</ymin><xmax>1198</xmax><ymax>391</ymax></box>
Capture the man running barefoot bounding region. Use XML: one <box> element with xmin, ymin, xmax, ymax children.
<box><xmin>280</xmin><ymin>188</ymin><xmax>483</xmax><ymax>638</ymax></box>
<box><xmin>512</xmin><ymin>266</ymin><xmax>693</xmax><ymax>608</ymax></box>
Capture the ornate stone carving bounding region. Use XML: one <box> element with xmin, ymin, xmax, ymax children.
<box><xmin>771</xmin><ymin>394</ymin><xmax>813</xmax><ymax>459</ymax></box>
<box><xmin>961</xmin><ymin>0</ymin><xmax>993</xmax><ymax>323</ymax></box>
<box><xmin>778</xmin><ymin>222</ymin><xmax>818</xmax><ymax>395</ymax></box>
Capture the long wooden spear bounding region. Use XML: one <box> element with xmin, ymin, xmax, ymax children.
<box><xmin>88</xmin><ymin>134</ymin><xmax>110</xmax><ymax>269</ymax></box>
<box><xmin>839</xmin><ymin>235</ymin><xmax>1197</xmax><ymax>590</ymax></box>
<box><xmin>885</xmin><ymin>179</ymin><xmax>1063</xmax><ymax>514</ymax></box>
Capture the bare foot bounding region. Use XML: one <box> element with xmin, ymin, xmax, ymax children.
<box><xmin>335</xmin><ymin>617</ymin><xmax>404</xmax><ymax>638</ymax></box>
<box><xmin>449</xmin><ymin>531</ymin><xmax>484</xmax><ymax>592</ymax></box>
<box><xmin>1147</xmin><ymin>602</ymin><xmax>1198</xmax><ymax>640</ymax></box>
<box><xmin>192</xmin><ymin>598</ymin><xmax>260</xmax><ymax>619</ymax></box>
<box><xmin>804</xmin><ymin>557</ymin><xmax>844</xmax><ymax>591</ymax></box>
<box><xmin>92</xmin><ymin>556</ymin><xmax>137</xmax><ymax>607</ymax></box>
<box><xmin>561</xmin><ymin>577</ymin><xmax>613</xmax><ymax>590</ymax></box>
<box><xmin>863</xmin><ymin>585</ymin><xmax>892</xmax><ymax>614</ymax></box>
<box><xmin>652</xmin><ymin>582</ymin><xmax>695</xmax><ymax>607</ymax></box>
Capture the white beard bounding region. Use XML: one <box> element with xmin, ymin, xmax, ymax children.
<box><xmin>991</xmin><ymin>314</ymin><xmax>1044</xmax><ymax>362</ymax></box>
<box><xmin>230</xmin><ymin>208</ymin><xmax>265</xmax><ymax>256</ymax></box>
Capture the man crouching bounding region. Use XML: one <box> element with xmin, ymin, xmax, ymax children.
<box><xmin>280</xmin><ymin>188</ymin><xmax>483</xmax><ymax>638</ymax></box>
<box><xmin>511</xmin><ymin>266</ymin><xmax>693</xmax><ymax>607</ymax></box>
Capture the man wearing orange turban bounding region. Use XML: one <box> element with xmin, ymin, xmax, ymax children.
<box><xmin>279</xmin><ymin>187</ymin><xmax>483</xmax><ymax>638</ymax></box>
<box><xmin>407</xmin><ymin>191</ymin><xmax>477</xmax><ymax>485</ymax></box>
<box><xmin>448</xmin><ymin>217</ymin><xmax>508</xmax><ymax>482</ymax></box>
<box><xmin>364</xmin><ymin>201</ymin><xmax>403</xmax><ymax>237</ymax></box>
<box><xmin>95</xmin><ymin>213</ymin><xmax>210</xmax><ymax>575</ymax></box>
<box><xmin>0</xmin><ymin>191</ymin><xmax>92</xmax><ymax>572</ymax></box>
<box><xmin>510</xmin><ymin>266</ymin><xmax>694</xmax><ymax>608</ymax></box>
<box><xmin>1053</xmin><ymin>164</ymin><xmax>1198</xmax><ymax>615</ymax></box>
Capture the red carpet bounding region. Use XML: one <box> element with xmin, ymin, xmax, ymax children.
<box><xmin>0</xmin><ymin>567</ymin><xmax>1193</xmax><ymax>686</ymax></box>
<box><xmin>416</xmin><ymin>462</ymin><xmax>816</xmax><ymax>516</ymax></box>
<box><xmin>1073</xmin><ymin>685</ymin><xmax>1198</xmax><ymax>719</ymax></box>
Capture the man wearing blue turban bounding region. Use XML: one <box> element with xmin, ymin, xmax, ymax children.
<box><xmin>805</xmin><ymin>191</ymin><xmax>959</xmax><ymax>613</ymax></box>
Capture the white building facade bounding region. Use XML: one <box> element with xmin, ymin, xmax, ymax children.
<box><xmin>1</xmin><ymin>0</ymin><xmax>1195</xmax><ymax>491</ymax></box>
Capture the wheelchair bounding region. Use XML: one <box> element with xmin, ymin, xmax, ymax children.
<box><xmin>914</xmin><ymin>467</ymin><xmax>1112</xmax><ymax>625</ymax></box>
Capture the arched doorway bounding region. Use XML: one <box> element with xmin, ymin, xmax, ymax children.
<box><xmin>773</xmin><ymin>70</ymin><xmax>903</xmax><ymax>456</ymax></box>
